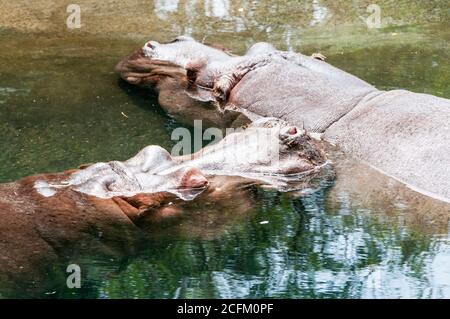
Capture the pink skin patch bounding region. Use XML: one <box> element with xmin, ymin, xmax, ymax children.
<box><xmin>181</xmin><ymin>168</ymin><xmax>208</xmax><ymax>189</ymax></box>
<box><xmin>287</xmin><ymin>127</ymin><xmax>297</xmax><ymax>135</ymax></box>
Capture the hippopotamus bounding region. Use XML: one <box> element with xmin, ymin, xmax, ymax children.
<box><xmin>174</xmin><ymin>117</ymin><xmax>329</xmax><ymax>191</ymax></box>
<box><xmin>115</xmin><ymin>36</ymin><xmax>450</xmax><ymax>203</ymax></box>
<box><xmin>0</xmin><ymin>155</ymin><xmax>208</xmax><ymax>296</ymax></box>
<box><xmin>0</xmin><ymin>118</ymin><xmax>328</xmax><ymax>297</ymax></box>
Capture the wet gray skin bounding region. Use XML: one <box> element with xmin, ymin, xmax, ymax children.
<box><xmin>35</xmin><ymin>117</ymin><xmax>329</xmax><ymax>200</ymax></box>
<box><xmin>174</xmin><ymin>117</ymin><xmax>330</xmax><ymax>191</ymax></box>
<box><xmin>2</xmin><ymin>0</ymin><xmax>450</xmax><ymax>300</ymax></box>
<box><xmin>116</xmin><ymin>36</ymin><xmax>450</xmax><ymax>203</ymax></box>
<box><xmin>1</xmin><ymin>119</ymin><xmax>329</xmax><ymax>298</ymax></box>
<box><xmin>34</xmin><ymin>149</ymin><xmax>209</xmax><ymax>201</ymax></box>
<box><xmin>115</xmin><ymin>38</ymin><xmax>253</xmax><ymax>128</ymax></box>
<box><xmin>0</xmin><ymin>0</ymin><xmax>450</xmax><ymax>299</ymax></box>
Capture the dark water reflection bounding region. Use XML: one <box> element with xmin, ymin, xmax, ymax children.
<box><xmin>0</xmin><ymin>0</ymin><xmax>449</xmax><ymax>298</ymax></box>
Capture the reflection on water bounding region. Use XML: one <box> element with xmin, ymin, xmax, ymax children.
<box><xmin>204</xmin><ymin>0</ymin><xmax>230</xmax><ymax>18</ymax></box>
<box><xmin>311</xmin><ymin>0</ymin><xmax>329</xmax><ymax>26</ymax></box>
<box><xmin>80</xmin><ymin>184</ymin><xmax>450</xmax><ymax>299</ymax></box>
<box><xmin>0</xmin><ymin>0</ymin><xmax>449</xmax><ymax>298</ymax></box>
<box><xmin>155</xmin><ymin>0</ymin><xmax>179</xmax><ymax>20</ymax></box>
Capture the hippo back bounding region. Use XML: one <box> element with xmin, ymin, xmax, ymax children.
<box><xmin>228</xmin><ymin>57</ymin><xmax>377</xmax><ymax>132</ymax></box>
<box><xmin>326</xmin><ymin>90</ymin><xmax>450</xmax><ymax>203</ymax></box>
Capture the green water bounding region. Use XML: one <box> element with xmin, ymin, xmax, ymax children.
<box><xmin>0</xmin><ymin>0</ymin><xmax>450</xmax><ymax>298</ymax></box>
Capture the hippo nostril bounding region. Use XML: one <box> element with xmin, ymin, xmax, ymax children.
<box><xmin>146</xmin><ymin>42</ymin><xmax>154</xmax><ymax>49</ymax></box>
<box><xmin>287</xmin><ymin>127</ymin><xmax>297</xmax><ymax>135</ymax></box>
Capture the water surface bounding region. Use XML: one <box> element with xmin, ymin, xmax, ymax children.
<box><xmin>0</xmin><ymin>0</ymin><xmax>449</xmax><ymax>298</ymax></box>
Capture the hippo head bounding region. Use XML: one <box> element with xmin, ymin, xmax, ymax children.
<box><xmin>33</xmin><ymin>145</ymin><xmax>209</xmax><ymax>223</ymax></box>
<box><xmin>115</xmin><ymin>36</ymin><xmax>256</xmax><ymax>127</ymax></box>
<box><xmin>116</xmin><ymin>36</ymin><xmax>231</xmax><ymax>85</ymax></box>
<box><xmin>176</xmin><ymin>118</ymin><xmax>332</xmax><ymax>191</ymax></box>
<box><xmin>142</xmin><ymin>36</ymin><xmax>232</xmax><ymax>67</ymax></box>
<box><xmin>35</xmin><ymin>145</ymin><xmax>208</xmax><ymax>200</ymax></box>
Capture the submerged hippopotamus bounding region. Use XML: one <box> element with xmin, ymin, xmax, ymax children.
<box><xmin>175</xmin><ymin>117</ymin><xmax>329</xmax><ymax>191</ymax></box>
<box><xmin>0</xmin><ymin>118</ymin><xmax>328</xmax><ymax>296</ymax></box>
<box><xmin>116</xmin><ymin>36</ymin><xmax>450</xmax><ymax>203</ymax></box>
<box><xmin>0</xmin><ymin>157</ymin><xmax>207</xmax><ymax>296</ymax></box>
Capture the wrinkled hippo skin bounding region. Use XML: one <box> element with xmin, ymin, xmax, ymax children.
<box><xmin>0</xmin><ymin>173</ymin><xmax>140</xmax><ymax>297</ymax></box>
<box><xmin>0</xmin><ymin>118</ymin><xmax>329</xmax><ymax>297</ymax></box>
<box><xmin>175</xmin><ymin>117</ymin><xmax>330</xmax><ymax>191</ymax></box>
<box><xmin>0</xmin><ymin>163</ymin><xmax>206</xmax><ymax>297</ymax></box>
<box><xmin>116</xmin><ymin>36</ymin><xmax>450</xmax><ymax>202</ymax></box>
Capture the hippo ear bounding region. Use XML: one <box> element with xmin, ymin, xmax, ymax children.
<box><xmin>184</xmin><ymin>58</ymin><xmax>217</xmax><ymax>103</ymax></box>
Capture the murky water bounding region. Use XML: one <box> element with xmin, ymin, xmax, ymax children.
<box><xmin>0</xmin><ymin>0</ymin><xmax>449</xmax><ymax>298</ymax></box>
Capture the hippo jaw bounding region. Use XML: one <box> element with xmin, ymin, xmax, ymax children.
<box><xmin>111</xmin><ymin>192</ymin><xmax>184</xmax><ymax>223</ymax></box>
<box><xmin>114</xmin><ymin>48</ymin><xmax>187</xmax><ymax>87</ymax></box>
